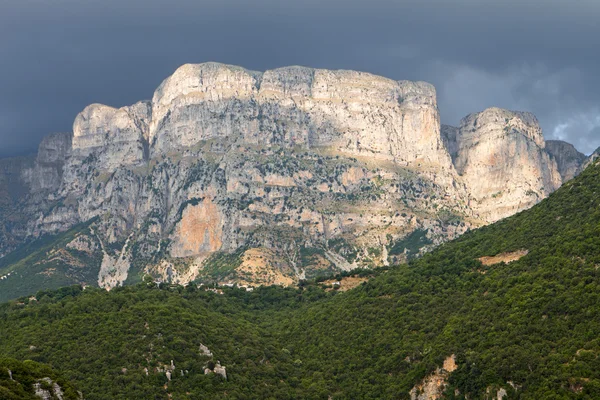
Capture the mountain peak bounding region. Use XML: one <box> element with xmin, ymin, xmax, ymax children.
<box><xmin>459</xmin><ymin>107</ymin><xmax>544</xmax><ymax>148</ymax></box>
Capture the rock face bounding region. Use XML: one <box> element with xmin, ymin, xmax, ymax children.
<box><xmin>0</xmin><ymin>62</ymin><xmax>589</xmax><ymax>294</ymax></box>
<box><xmin>445</xmin><ymin>108</ymin><xmax>562</xmax><ymax>222</ymax></box>
<box><xmin>410</xmin><ymin>355</ymin><xmax>457</xmax><ymax>400</ymax></box>
<box><xmin>28</xmin><ymin>132</ymin><xmax>72</xmax><ymax>192</ymax></box>
<box><xmin>582</xmin><ymin>146</ymin><xmax>600</xmax><ymax>170</ymax></box>
<box><xmin>0</xmin><ymin>155</ymin><xmax>35</xmax><ymax>257</ymax></box>
<box><xmin>545</xmin><ymin>140</ymin><xmax>586</xmax><ymax>182</ymax></box>
<box><xmin>0</xmin><ymin>132</ymin><xmax>72</xmax><ymax>257</ymax></box>
<box><xmin>148</xmin><ymin>63</ymin><xmax>453</xmax><ymax>170</ymax></box>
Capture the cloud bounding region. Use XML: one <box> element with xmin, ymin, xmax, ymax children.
<box><xmin>427</xmin><ymin>61</ymin><xmax>599</xmax><ymax>154</ymax></box>
<box><xmin>0</xmin><ymin>0</ymin><xmax>599</xmax><ymax>156</ymax></box>
<box><xmin>551</xmin><ymin>111</ymin><xmax>600</xmax><ymax>154</ymax></box>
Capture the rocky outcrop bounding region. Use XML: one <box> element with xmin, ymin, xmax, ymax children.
<box><xmin>0</xmin><ymin>63</ymin><xmax>590</xmax><ymax>293</ymax></box>
<box><xmin>71</xmin><ymin>102</ymin><xmax>149</xmax><ymax>168</ymax></box>
<box><xmin>582</xmin><ymin>147</ymin><xmax>600</xmax><ymax>170</ymax></box>
<box><xmin>33</xmin><ymin>377</ymin><xmax>66</xmax><ymax>400</ymax></box>
<box><xmin>449</xmin><ymin>108</ymin><xmax>562</xmax><ymax>222</ymax></box>
<box><xmin>545</xmin><ymin>140</ymin><xmax>586</xmax><ymax>181</ymax></box>
<box><xmin>0</xmin><ymin>358</ymin><xmax>81</xmax><ymax>400</ymax></box>
<box><xmin>204</xmin><ymin>361</ymin><xmax>227</xmax><ymax>379</ymax></box>
<box><xmin>410</xmin><ymin>355</ymin><xmax>457</xmax><ymax>400</ymax></box>
<box><xmin>0</xmin><ymin>132</ymin><xmax>72</xmax><ymax>257</ymax></box>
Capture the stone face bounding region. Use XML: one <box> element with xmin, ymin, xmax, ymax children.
<box><xmin>28</xmin><ymin>132</ymin><xmax>73</xmax><ymax>192</ymax></box>
<box><xmin>545</xmin><ymin>140</ymin><xmax>586</xmax><ymax>181</ymax></box>
<box><xmin>450</xmin><ymin>107</ymin><xmax>562</xmax><ymax>222</ymax></box>
<box><xmin>0</xmin><ymin>155</ymin><xmax>35</xmax><ymax>257</ymax></box>
<box><xmin>213</xmin><ymin>362</ymin><xmax>227</xmax><ymax>379</ymax></box>
<box><xmin>149</xmin><ymin>63</ymin><xmax>453</xmax><ymax>171</ymax></box>
<box><xmin>410</xmin><ymin>355</ymin><xmax>457</xmax><ymax>400</ymax></box>
<box><xmin>441</xmin><ymin>124</ymin><xmax>459</xmax><ymax>161</ymax></box>
<box><xmin>0</xmin><ymin>63</ymin><xmax>589</xmax><ymax>291</ymax></box>
<box><xmin>170</xmin><ymin>198</ymin><xmax>225</xmax><ymax>257</ymax></box>
<box><xmin>72</xmin><ymin>102</ymin><xmax>149</xmax><ymax>169</ymax></box>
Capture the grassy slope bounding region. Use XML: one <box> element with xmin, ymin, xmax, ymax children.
<box><xmin>0</xmin><ymin>163</ymin><xmax>599</xmax><ymax>398</ymax></box>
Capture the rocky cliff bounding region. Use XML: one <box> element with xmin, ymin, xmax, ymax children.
<box><xmin>0</xmin><ymin>155</ymin><xmax>34</xmax><ymax>257</ymax></box>
<box><xmin>0</xmin><ymin>63</ymin><xmax>587</xmax><ymax>295</ymax></box>
<box><xmin>545</xmin><ymin>140</ymin><xmax>586</xmax><ymax>181</ymax></box>
<box><xmin>444</xmin><ymin>108</ymin><xmax>562</xmax><ymax>222</ymax></box>
<box><xmin>0</xmin><ymin>133</ymin><xmax>72</xmax><ymax>258</ymax></box>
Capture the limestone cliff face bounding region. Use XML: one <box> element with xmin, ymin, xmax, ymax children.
<box><xmin>545</xmin><ymin>140</ymin><xmax>586</xmax><ymax>182</ymax></box>
<box><xmin>0</xmin><ymin>156</ymin><xmax>33</xmax><ymax>202</ymax></box>
<box><xmin>71</xmin><ymin>102</ymin><xmax>149</xmax><ymax>167</ymax></box>
<box><xmin>0</xmin><ymin>155</ymin><xmax>35</xmax><ymax>257</ymax></box>
<box><xmin>0</xmin><ymin>63</ymin><xmax>587</xmax><ymax>292</ymax></box>
<box><xmin>448</xmin><ymin>108</ymin><xmax>562</xmax><ymax>222</ymax></box>
<box><xmin>441</xmin><ymin>125</ymin><xmax>459</xmax><ymax>161</ymax></box>
<box><xmin>26</xmin><ymin>132</ymin><xmax>72</xmax><ymax>193</ymax></box>
<box><xmin>149</xmin><ymin>63</ymin><xmax>453</xmax><ymax>171</ymax></box>
<box><xmin>0</xmin><ymin>132</ymin><xmax>72</xmax><ymax>256</ymax></box>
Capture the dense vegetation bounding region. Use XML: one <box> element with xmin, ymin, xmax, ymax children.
<box><xmin>0</xmin><ymin>283</ymin><xmax>334</xmax><ymax>399</ymax></box>
<box><xmin>1</xmin><ymin>162</ymin><xmax>600</xmax><ymax>398</ymax></box>
<box><xmin>0</xmin><ymin>358</ymin><xmax>81</xmax><ymax>399</ymax></box>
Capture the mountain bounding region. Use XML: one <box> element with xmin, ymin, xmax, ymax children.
<box><xmin>545</xmin><ymin>140</ymin><xmax>587</xmax><ymax>181</ymax></box>
<box><xmin>1</xmin><ymin>158</ymin><xmax>600</xmax><ymax>399</ymax></box>
<box><xmin>443</xmin><ymin>108</ymin><xmax>562</xmax><ymax>222</ymax></box>
<box><xmin>0</xmin><ymin>62</ymin><xmax>589</xmax><ymax>299</ymax></box>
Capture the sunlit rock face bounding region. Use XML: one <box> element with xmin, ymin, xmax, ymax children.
<box><xmin>446</xmin><ymin>107</ymin><xmax>562</xmax><ymax>222</ymax></box>
<box><xmin>149</xmin><ymin>63</ymin><xmax>454</xmax><ymax>171</ymax></box>
<box><xmin>0</xmin><ymin>63</ymin><xmax>587</xmax><ymax>289</ymax></box>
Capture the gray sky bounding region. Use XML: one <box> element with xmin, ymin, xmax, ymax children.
<box><xmin>1</xmin><ymin>0</ymin><xmax>599</xmax><ymax>157</ymax></box>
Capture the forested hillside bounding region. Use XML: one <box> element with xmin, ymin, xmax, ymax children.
<box><xmin>1</xmin><ymin>162</ymin><xmax>600</xmax><ymax>399</ymax></box>
<box><xmin>0</xmin><ymin>358</ymin><xmax>81</xmax><ymax>399</ymax></box>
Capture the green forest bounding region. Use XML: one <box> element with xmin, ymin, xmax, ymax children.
<box><xmin>0</xmin><ymin>358</ymin><xmax>81</xmax><ymax>399</ymax></box>
<box><xmin>2</xmin><ymin>162</ymin><xmax>600</xmax><ymax>399</ymax></box>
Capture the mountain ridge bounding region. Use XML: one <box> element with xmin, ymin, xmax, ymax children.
<box><xmin>0</xmin><ymin>62</ymin><xmax>590</xmax><ymax>297</ymax></box>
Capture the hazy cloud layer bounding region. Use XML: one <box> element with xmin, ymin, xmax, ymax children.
<box><xmin>1</xmin><ymin>0</ymin><xmax>599</xmax><ymax>156</ymax></box>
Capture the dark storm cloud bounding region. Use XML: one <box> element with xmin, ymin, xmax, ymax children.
<box><xmin>1</xmin><ymin>0</ymin><xmax>599</xmax><ymax>156</ymax></box>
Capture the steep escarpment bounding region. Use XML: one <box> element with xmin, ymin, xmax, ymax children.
<box><xmin>0</xmin><ymin>156</ymin><xmax>35</xmax><ymax>257</ymax></box>
<box><xmin>445</xmin><ymin>108</ymin><xmax>562</xmax><ymax>222</ymax></box>
<box><xmin>0</xmin><ymin>132</ymin><xmax>72</xmax><ymax>257</ymax></box>
<box><xmin>0</xmin><ymin>63</ymin><xmax>589</xmax><ymax>297</ymax></box>
<box><xmin>26</xmin><ymin>132</ymin><xmax>72</xmax><ymax>193</ymax></box>
<box><xmin>545</xmin><ymin>140</ymin><xmax>586</xmax><ymax>181</ymax></box>
<box><xmin>148</xmin><ymin>64</ymin><xmax>453</xmax><ymax>171</ymax></box>
<box><xmin>0</xmin><ymin>63</ymin><xmax>473</xmax><ymax>294</ymax></box>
